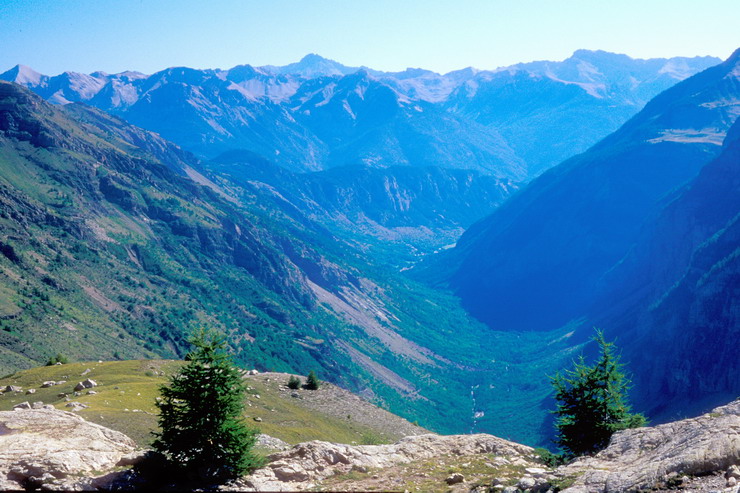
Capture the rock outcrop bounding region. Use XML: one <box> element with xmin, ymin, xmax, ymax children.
<box><xmin>559</xmin><ymin>399</ymin><xmax>740</xmax><ymax>493</ymax></box>
<box><xmin>238</xmin><ymin>433</ymin><xmax>535</xmax><ymax>491</ymax></box>
<box><xmin>0</xmin><ymin>408</ymin><xmax>138</xmax><ymax>490</ymax></box>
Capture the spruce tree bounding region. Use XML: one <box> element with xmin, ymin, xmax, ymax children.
<box><xmin>305</xmin><ymin>370</ymin><xmax>320</xmax><ymax>390</ymax></box>
<box><xmin>152</xmin><ymin>329</ymin><xmax>263</xmax><ymax>481</ymax></box>
<box><xmin>551</xmin><ymin>330</ymin><xmax>646</xmax><ymax>457</ymax></box>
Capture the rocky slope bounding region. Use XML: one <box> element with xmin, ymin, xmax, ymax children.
<box><xmin>1</xmin><ymin>52</ymin><xmax>717</xmax><ymax>179</ymax></box>
<box><xmin>207</xmin><ymin>149</ymin><xmax>517</xmax><ymax>255</ymax></box>
<box><xmin>558</xmin><ymin>398</ymin><xmax>740</xmax><ymax>493</ymax></box>
<box><xmin>2</xmin><ymin>397</ymin><xmax>738</xmax><ymax>492</ymax></box>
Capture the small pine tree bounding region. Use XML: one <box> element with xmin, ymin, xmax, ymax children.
<box><xmin>551</xmin><ymin>330</ymin><xmax>646</xmax><ymax>457</ymax></box>
<box><xmin>305</xmin><ymin>370</ymin><xmax>320</xmax><ymax>390</ymax></box>
<box><xmin>287</xmin><ymin>375</ymin><xmax>301</xmax><ymax>389</ymax></box>
<box><xmin>152</xmin><ymin>329</ymin><xmax>263</xmax><ymax>482</ymax></box>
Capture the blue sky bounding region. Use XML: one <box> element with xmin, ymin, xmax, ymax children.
<box><xmin>1</xmin><ymin>0</ymin><xmax>738</xmax><ymax>75</ymax></box>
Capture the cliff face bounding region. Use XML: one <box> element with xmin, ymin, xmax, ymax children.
<box><xmin>591</xmin><ymin>118</ymin><xmax>740</xmax><ymax>419</ymax></box>
<box><xmin>431</xmin><ymin>49</ymin><xmax>740</xmax><ymax>334</ymax></box>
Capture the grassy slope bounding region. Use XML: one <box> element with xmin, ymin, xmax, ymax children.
<box><xmin>0</xmin><ymin>360</ymin><xmax>424</xmax><ymax>448</ymax></box>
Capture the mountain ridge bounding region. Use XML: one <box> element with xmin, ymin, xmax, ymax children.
<box><xmin>1</xmin><ymin>51</ymin><xmax>719</xmax><ymax>179</ymax></box>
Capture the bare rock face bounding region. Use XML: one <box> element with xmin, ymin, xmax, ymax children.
<box><xmin>239</xmin><ymin>433</ymin><xmax>534</xmax><ymax>491</ymax></box>
<box><xmin>558</xmin><ymin>399</ymin><xmax>740</xmax><ymax>493</ymax></box>
<box><xmin>0</xmin><ymin>409</ymin><xmax>138</xmax><ymax>490</ymax></box>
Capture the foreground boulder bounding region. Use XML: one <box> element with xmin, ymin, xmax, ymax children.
<box><xmin>0</xmin><ymin>409</ymin><xmax>138</xmax><ymax>490</ymax></box>
<box><xmin>558</xmin><ymin>398</ymin><xmax>740</xmax><ymax>492</ymax></box>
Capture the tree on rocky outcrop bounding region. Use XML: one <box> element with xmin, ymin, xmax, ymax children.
<box><xmin>287</xmin><ymin>375</ymin><xmax>301</xmax><ymax>389</ymax></box>
<box><xmin>152</xmin><ymin>328</ymin><xmax>263</xmax><ymax>482</ymax></box>
<box><xmin>551</xmin><ymin>330</ymin><xmax>646</xmax><ymax>457</ymax></box>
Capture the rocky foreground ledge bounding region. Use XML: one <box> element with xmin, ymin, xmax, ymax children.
<box><xmin>0</xmin><ymin>409</ymin><xmax>141</xmax><ymax>491</ymax></box>
<box><xmin>0</xmin><ymin>399</ymin><xmax>738</xmax><ymax>491</ymax></box>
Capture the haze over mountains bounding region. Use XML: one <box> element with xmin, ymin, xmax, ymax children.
<box><xmin>1</xmin><ymin>51</ymin><xmax>719</xmax><ymax>180</ymax></box>
<box><xmin>425</xmin><ymin>48</ymin><xmax>740</xmax><ymax>421</ymax></box>
<box><xmin>0</xmin><ymin>47</ymin><xmax>738</xmax><ymax>448</ymax></box>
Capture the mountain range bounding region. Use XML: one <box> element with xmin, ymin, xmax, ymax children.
<box><xmin>0</xmin><ymin>47</ymin><xmax>738</xmax><ymax>448</ymax></box>
<box><xmin>0</xmin><ymin>80</ymin><xmax>566</xmax><ymax>446</ymax></box>
<box><xmin>1</xmin><ymin>51</ymin><xmax>719</xmax><ymax>180</ymax></box>
<box><xmin>424</xmin><ymin>48</ymin><xmax>740</xmax><ymax>421</ymax></box>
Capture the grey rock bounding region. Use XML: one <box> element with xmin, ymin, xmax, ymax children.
<box><xmin>73</xmin><ymin>382</ymin><xmax>85</xmax><ymax>392</ymax></box>
<box><xmin>728</xmin><ymin>465</ymin><xmax>740</xmax><ymax>480</ymax></box>
<box><xmin>31</xmin><ymin>402</ymin><xmax>44</xmax><ymax>409</ymax></box>
<box><xmin>115</xmin><ymin>450</ymin><xmax>149</xmax><ymax>467</ymax></box>
<box><xmin>446</xmin><ymin>472</ymin><xmax>465</xmax><ymax>485</ymax></box>
<box><xmin>65</xmin><ymin>402</ymin><xmax>89</xmax><ymax>412</ymax></box>
<box><xmin>40</xmin><ymin>381</ymin><xmax>55</xmax><ymax>388</ymax></box>
<box><xmin>12</xmin><ymin>402</ymin><xmax>31</xmax><ymax>410</ymax></box>
<box><xmin>82</xmin><ymin>378</ymin><xmax>97</xmax><ymax>388</ymax></box>
<box><xmin>256</xmin><ymin>434</ymin><xmax>290</xmax><ymax>451</ymax></box>
<box><xmin>0</xmin><ymin>409</ymin><xmax>137</xmax><ymax>491</ymax></box>
<box><xmin>4</xmin><ymin>385</ymin><xmax>21</xmax><ymax>392</ymax></box>
<box><xmin>560</xmin><ymin>398</ymin><xmax>740</xmax><ymax>493</ymax></box>
<box><xmin>25</xmin><ymin>389</ymin><xmax>35</xmax><ymax>395</ymax></box>
<box><xmin>519</xmin><ymin>476</ymin><xmax>537</xmax><ymax>489</ymax></box>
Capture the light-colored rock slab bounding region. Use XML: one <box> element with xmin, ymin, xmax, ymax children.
<box><xmin>559</xmin><ymin>399</ymin><xmax>740</xmax><ymax>493</ymax></box>
<box><xmin>0</xmin><ymin>409</ymin><xmax>137</xmax><ymax>490</ymax></box>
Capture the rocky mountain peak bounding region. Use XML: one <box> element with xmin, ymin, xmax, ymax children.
<box><xmin>0</xmin><ymin>64</ymin><xmax>45</xmax><ymax>86</ymax></box>
<box><xmin>272</xmin><ymin>53</ymin><xmax>357</xmax><ymax>77</ymax></box>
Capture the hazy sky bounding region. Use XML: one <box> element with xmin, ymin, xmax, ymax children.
<box><xmin>1</xmin><ymin>0</ymin><xmax>738</xmax><ymax>75</ymax></box>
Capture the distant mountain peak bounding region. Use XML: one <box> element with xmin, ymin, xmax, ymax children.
<box><xmin>270</xmin><ymin>54</ymin><xmax>358</xmax><ymax>77</ymax></box>
<box><xmin>300</xmin><ymin>53</ymin><xmax>329</xmax><ymax>64</ymax></box>
<box><xmin>0</xmin><ymin>64</ymin><xmax>45</xmax><ymax>86</ymax></box>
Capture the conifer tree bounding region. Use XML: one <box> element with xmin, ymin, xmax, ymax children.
<box><xmin>551</xmin><ymin>330</ymin><xmax>646</xmax><ymax>457</ymax></box>
<box><xmin>152</xmin><ymin>329</ymin><xmax>263</xmax><ymax>481</ymax></box>
<box><xmin>305</xmin><ymin>370</ymin><xmax>320</xmax><ymax>390</ymax></box>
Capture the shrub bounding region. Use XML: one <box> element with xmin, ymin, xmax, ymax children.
<box><xmin>46</xmin><ymin>353</ymin><xmax>69</xmax><ymax>365</ymax></box>
<box><xmin>534</xmin><ymin>447</ymin><xmax>566</xmax><ymax>467</ymax></box>
<box><xmin>287</xmin><ymin>375</ymin><xmax>301</xmax><ymax>389</ymax></box>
